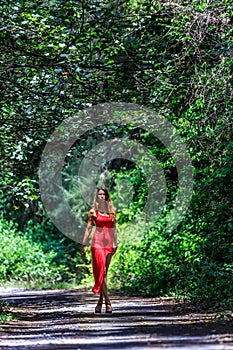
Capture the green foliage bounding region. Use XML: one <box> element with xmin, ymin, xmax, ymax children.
<box><xmin>25</xmin><ymin>217</ymin><xmax>87</xmax><ymax>283</ymax></box>
<box><xmin>110</xmin><ymin>218</ymin><xmax>233</xmax><ymax>302</ymax></box>
<box><xmin>0</xmin><ymin>301</ymin><xmax>15</xmax><ymax>323</ymax></box>
<box><xmin>0</xmin><ymin>0</ymin><xmax>232</xmax><ymax>303</ymax></box>
<box><xmin>0</xmin><ymin>218</ymin><xmax>65</xmax><ymax>284</ymax></box>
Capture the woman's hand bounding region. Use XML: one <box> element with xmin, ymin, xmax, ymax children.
<box><xmin>113</xmin><ymin>242</ymin><xmax>118</xmax><ymax>253</ymax></box>
<box><xmin>81</xmin><ymin>245</ymin><xmax>86</xmax><ymax>258</ymax></box>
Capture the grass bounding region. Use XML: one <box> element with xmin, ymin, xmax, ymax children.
<box><xmin>0</xmin><ymin>301</ymin><xmax>15</xmax><ymax>323</ymax></box>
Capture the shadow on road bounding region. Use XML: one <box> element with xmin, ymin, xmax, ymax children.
<box><xmin>0</xmin><ymin>288</ymin><xmax>232</xmax><ymax>349</ymax></box>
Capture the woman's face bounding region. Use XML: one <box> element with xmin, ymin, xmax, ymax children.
<box><xmin>97</xmin><ymin>189</ymin><xmax>106</xmax><ymax>201</ymax></box>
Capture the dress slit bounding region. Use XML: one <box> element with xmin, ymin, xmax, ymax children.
<box><xmin>91</xmin><ymin>211</ymin><xmax>115</xmax><ymax>294</ymax></box>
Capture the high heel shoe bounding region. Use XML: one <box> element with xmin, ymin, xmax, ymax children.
<box><xmin>106</xmin><ymin>302</ymin><xmax>112</xmax><ymax>313</ymax></box>
<box><xmin>95</xmin><ymin>302</ymin><xmax>102</xmax><ymax>313</ymax></box>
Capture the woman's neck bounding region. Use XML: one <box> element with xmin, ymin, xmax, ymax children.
<box><xmin>98</xmin><ymin>204</ymin><xmax>108</xmax><ymax>213</ymax></box>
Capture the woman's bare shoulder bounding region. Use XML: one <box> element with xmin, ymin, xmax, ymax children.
<box><xmin>88</xmin><ymin>208</ymin><xmax>96</xmax><ymax>216</ymax></box>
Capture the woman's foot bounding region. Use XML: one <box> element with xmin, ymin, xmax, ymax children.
<box><xmin>95</xmin><ymin>302</ymin><xmax>102</xmax><ymax>313</ymax></box>
<box><xmin>106</xmin><ymin>302</ymin><xmax>112</xmax><ymax>313</ymax></box>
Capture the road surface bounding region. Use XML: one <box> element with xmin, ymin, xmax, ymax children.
<box><xmin>0</xmin><ymin>288</ymin><xmax>232</xmax><ymax>349</ymax></box>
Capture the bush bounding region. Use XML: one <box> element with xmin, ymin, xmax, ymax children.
<box><xmin>0</xmin><ymin>218</ymin><xmax>65</xmax><ymax>284</ymax></box>
<box><xmin>109</xmin><ymin>217</ymin><xmax>233</xmax><ymax>304</ymax></box>
<box><xmin>25</xmin><ymin>218</ymin><xmax>86</xmax><ymax>283</ymax></box>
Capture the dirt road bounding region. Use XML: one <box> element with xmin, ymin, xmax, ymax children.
<box><xmin>0</xmin><ymin>288</ymin><xmax>232</xmax><ymax>349</ymax></box>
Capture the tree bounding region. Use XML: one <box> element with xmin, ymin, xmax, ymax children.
<box><xmin>0</xmin><ymin>0</ymin><xmax>232</xmax><ymax>299</ymax></box>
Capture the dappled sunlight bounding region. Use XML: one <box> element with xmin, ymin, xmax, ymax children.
<box><xmin>0</xmin><ymin>289</ymin><xmax>232</xmax><ymax>349</ymax></box>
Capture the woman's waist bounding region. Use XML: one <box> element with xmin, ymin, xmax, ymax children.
<box><xmin>94</xmin><ymin>226</ymin><xmax>114</xmax><ymax>232</ymax></box>
<box><xmin>92</xmin><ymin>230</ymin><xmax>114</xmax><ymax>240</ymax></box>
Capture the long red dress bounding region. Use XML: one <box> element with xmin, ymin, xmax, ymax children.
<box><xmin>91</xmin><ymin>211</ymin><xmax>115</xmax><ymax>294</ymax></box>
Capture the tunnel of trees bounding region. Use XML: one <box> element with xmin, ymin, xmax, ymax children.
<box><xmin>0</xmin><ymin>0</ymin><xmax>232</xmax><ymax>304</ymax></box>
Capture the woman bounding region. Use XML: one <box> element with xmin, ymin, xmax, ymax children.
<box><xmin>81</xmin><ymin>187</ymin><xmax>117</xmax><ymax>313</ymax></box>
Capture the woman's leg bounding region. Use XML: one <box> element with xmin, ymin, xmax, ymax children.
<box><xmin>94</xmin><ymin>253</ymin><xmax>112</xmax><ymax>313</ymax></box>
<box><xmin>97</xmin><ymin>291</ymin><xmax>103</xmax><ymax>305</ymax></box>
<box><xmin>101</xmin><ymin>254</ymin><xmax>113</xmax><ymax>311</ymax></box>
<box><xmin>95</xmin><ymin>291</ymin><xmax>103</xmax><ymax>313</ymax></box>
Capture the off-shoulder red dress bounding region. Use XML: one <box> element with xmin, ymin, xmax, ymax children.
<box><xmin>91</xmin><ymin>211</ymin><xmax>115</xmax><ymax>294</ymax></box>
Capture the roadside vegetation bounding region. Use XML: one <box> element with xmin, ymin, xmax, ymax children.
<box><xmin>0</xmin><ymin>0</ymin><xmax>232</xmax><ymax>310</ymax></box>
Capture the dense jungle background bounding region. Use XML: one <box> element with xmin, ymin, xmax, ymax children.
<box><xmin>0</xmin><ymin>0</ymin><xmax>232</xmax><ymax>306</ymax></box>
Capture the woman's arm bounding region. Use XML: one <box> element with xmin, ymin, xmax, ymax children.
<box><xmin>112</xmin><ymin>227</ymin><xmax>118</xmax><ymax>250</ymax></box>
<box><xmin>80</xmin><ymin>210</ymin><xmax>95</xmax><ymax>257</ymax></box>
<box><xmin>112</xmin><ymin>213</ymin><xmax>118</xmax><ymax>251</ymax></box>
